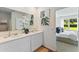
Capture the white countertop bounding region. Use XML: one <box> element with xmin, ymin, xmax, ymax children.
<box><xmin>0</xmin><ymin>31</ymin><xmax>43</xmax><ymax>44</ymax></box>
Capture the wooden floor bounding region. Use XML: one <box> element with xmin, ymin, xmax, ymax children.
<box><xmin>35</xmin><ymin>46</ymin><xmax>53</xmax><ymax>52</ymax></box>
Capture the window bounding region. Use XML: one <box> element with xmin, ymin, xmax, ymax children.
<box><xmin>64</xmin><ymin>19</ymin><xmax>68</xmax><ymax>30</ymax></box>
<box><xmin>64</xmin><ymin>18</ymin><xmax>77</xmax><ymax>31</ymax></box>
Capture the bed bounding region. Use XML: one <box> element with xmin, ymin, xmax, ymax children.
<box><xmin>56</xmin><ymin>31</ymin><xmax>78</xmax><ymax>46</ymax></box>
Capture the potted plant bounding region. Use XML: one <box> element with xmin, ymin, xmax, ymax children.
<box><xmin>22</xmin><ymin>22</ymin><xmax>29</xmax><ymax>34</ymax></box>
<box><xmin>41</xmin><ymin>11</ymin><xmax>49</xmax><ymax>25</ymax></box>
<box><xmin>41</xmin><ymin>16</ymin><xmax>49</xmax><ymax>25</ymax></box>
<box><xmin>22</xmin><ymin>28</ymin><xmax>29</xmax><ymax>34</ymax></box>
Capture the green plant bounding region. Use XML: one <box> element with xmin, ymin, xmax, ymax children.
<box><xmin>22</xmin><ymin>25</ymin><xmax>29</xmax><ymax>34</ymax></box>
<box><xmin>30</xmin><ymin>15</ymin><xmax>34</xmax><ymax>25</ymax></box>
<box><xmin>41</xmin><ymin>16</ymin><xmax>49</xmax><ymax>25</ymax></box>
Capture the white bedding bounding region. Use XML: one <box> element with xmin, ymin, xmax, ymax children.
<box><xmin>56</xmin><ymin>31</ymin><xmax>78</xmax><ymax>41</ymax></box>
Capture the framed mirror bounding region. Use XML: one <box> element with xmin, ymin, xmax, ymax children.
<box><xmin>0</xmin><ymin>8</ymin><xmax>11</xmax><ymax>31</ymax></box>
<box><xmin>0</xmin><ymin>7</ymin><xmax>34</xmax><ymax>32</ymax></box>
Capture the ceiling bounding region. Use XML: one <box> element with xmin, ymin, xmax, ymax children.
<box><xmin>54</xmin><ymin>7</ymin><xmax>66</xmax><ymax>11</ymax></box>
<box><xmin>0</xmin><ymin>7</ymin><xmax>66</xmax><ymax>14</ymax></box>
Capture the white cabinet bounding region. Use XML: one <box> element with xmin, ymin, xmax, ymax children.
<box><xmin>0</xmin><ymin>37</ymin><xmax>31</xmax><ymax>52</ymax></box>
<box><xmin>0</xmin><ymin>32</ymin><xmax>43</xmax><ymax>52</ymax></box>
<box><xmin>31</xmin><ymin>32</ymin><xmax>43</xmax><ymax>51</ymax></box>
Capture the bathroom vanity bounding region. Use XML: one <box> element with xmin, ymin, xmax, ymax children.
<box><xmin>0</xmin><ymin>31</ymin><xmax>43</xmax><ymax>52</ymax></box>
<box><xmin>0</xmin><ymin>7</ymin><xmax>43</xmax><ymax>52</ymax></box>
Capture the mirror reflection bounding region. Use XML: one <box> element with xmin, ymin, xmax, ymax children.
<box><xmin>0</xmin><ymin>7</ymin><xmax>34</xmax><ymax>32</ymax></box>
<box><xmin>0</xmin><ymin>9</ymin><xmax>11</xmax><ymax>31</ymax></box>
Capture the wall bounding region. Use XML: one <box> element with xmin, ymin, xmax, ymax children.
<box><xmin>78</xmin><ymin>8</ymin><xmax>79</xmax><ymax>32</ymax></box>
<box><xmin>36</xmin><ymin>8</ymin><xmax>56</xmax><ymax>50</ymax></box>
<box><xmin>49</xmin><ymin>8</ymin><xmax>56</xmax><ymax>50</ymax></box>
<box><xmin>56</xmin><ymin>7</ymin><xmax>78</xmax><ymax>28</ymax></box>
<box><xmin>11</xmin><ymin>12</ymin><xmax>16</xmax><ymax>30</ymax></box>
<box><xmin>32</xmin><ymin>8</ymin><xmax>42</xmax><ymax>30</ymax></box>
<box><xmin>78</xmin><ymin>8</ymin><xmax>79</xmax><ymax>43</ymax></box>
<box><xmin>45</xmin><ymin>8</ymin><xmax>56</xmax><ymax>50</ymax></box>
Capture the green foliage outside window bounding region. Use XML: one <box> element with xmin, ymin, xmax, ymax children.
<box><xmin>64</xmin><ymin>18</ymin><xmax>77</xmax><ymax>31</ymax></box>
<box><xmin>64</xmin><ymin>19</ymin><xmax>69</xmax><ymax>30</ymax></box>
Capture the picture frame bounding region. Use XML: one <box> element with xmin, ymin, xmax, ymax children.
<box><xmin>40</xmin><ymin>9</ymin><xmax>50</xmax><ymax>25</ymax></box>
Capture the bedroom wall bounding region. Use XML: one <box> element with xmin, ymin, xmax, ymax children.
<box><xmin>56</xmin><ymin>7</ymin><xmax>78</xmax><ymax>28</ymax></box>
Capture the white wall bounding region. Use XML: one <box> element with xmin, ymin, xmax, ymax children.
<box><xmin>6</xmin><ymin>7</ymin><xmax>34</xmax><ymax>14</ymax></box>
<box><xmin>78</xmin><ymin>8</ymin><xmax>79</xmax><ymax>42</ymax></box>
<box><xmin>32</xmin><ymin>8</ymin><xmax>42</xmax><ymax>30</ymax></box>
<box><xmin>36</xmin><ymin>8</ymin><xmax>56</xmax><ymax>50</ymax></box>
<box><xmin>49</xmin><ymin>8</ymin><xmax>56</xmax><ymax>50</ymax></box>
<box><xmin>78</xmin><ymin>8</ymin><xmax>79</xmax><ymax>32</ymax></box>
<box><xmin>56</xmin><ymin>7</ymin><xmax>78</xmax><ymax>28</ymax></box>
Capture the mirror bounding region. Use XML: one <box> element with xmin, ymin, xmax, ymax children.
<box><xmin>0</xmin><ymin>7</ymin><xmax>34</xmax><ymax>32</ymax></box>
<box><xmin>11</xmin><ymin>11</ymin><xmax>34</xmax><ymax>30</ymax></box>
<box><xmin>0</xmin><ymin>8</ymin><xmax>12</xmax><ymax>31</ymax></box>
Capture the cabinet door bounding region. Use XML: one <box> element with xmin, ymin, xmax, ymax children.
<box><xmin>0</xmin><ymin>37</ymin><xmax>31</xmax><ymax>52</ymax></box>
<box><xmin>31</xmin><ymin>33</ymin><xmax>43</xmax><ymax>51</ymax></box>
